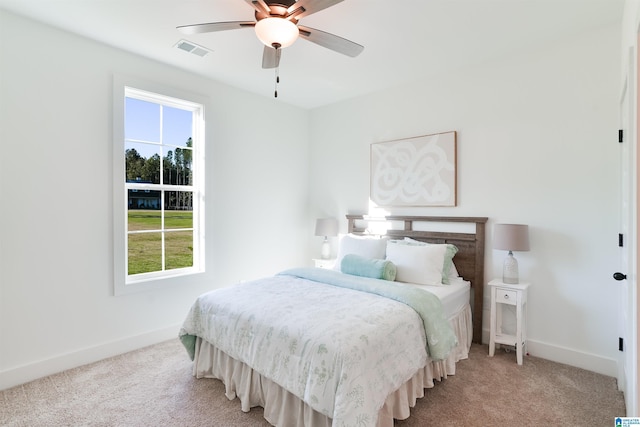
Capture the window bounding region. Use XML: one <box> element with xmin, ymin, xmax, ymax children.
<box><xmin>113</xmin><ymin>76</ymin><xmax>205</xmax><ymax>295</ymax></box>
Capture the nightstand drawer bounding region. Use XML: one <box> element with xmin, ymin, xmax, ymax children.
<box><xmin>313</xmin><ymin>259</ymin><xmax>336</xmax><ymax>269</ymax></box>
<box><xmin>495</xmin><ymin>289</ymin><xmax>517</xmax><ymax>305</ymax></box>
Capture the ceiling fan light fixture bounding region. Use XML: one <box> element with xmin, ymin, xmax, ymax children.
<box><xmin>255</xmin><ymin>17</ymin><xmax>299</xmax><ymax>48</ymax></box>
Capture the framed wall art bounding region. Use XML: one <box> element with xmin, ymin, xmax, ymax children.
<box><xmin>370</xmin><ymin>131</ymin><xmax>457</xmax><ymax>207</ymax></box>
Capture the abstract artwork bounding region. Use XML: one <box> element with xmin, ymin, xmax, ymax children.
<box><xmin>370</xmin><ymin>131</ymin><xmax>457</xmax><ymax>207</ymax></box>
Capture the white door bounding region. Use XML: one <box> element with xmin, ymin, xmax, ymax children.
<box><xmin>618</xmin><ymin>46</ymin><xmax>638</xmax><ymax>416</ymax></box>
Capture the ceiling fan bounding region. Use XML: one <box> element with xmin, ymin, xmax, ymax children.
<box><xmin>177</xmin><ymin>0</ymin><xmax>364</xmax><ymax>95</ymax></box>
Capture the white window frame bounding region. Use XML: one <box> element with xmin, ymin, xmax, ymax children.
<box><xmin>113</xmin><ymin>74</ymin><xmax>206</xmax><ymax>295</ymax></box>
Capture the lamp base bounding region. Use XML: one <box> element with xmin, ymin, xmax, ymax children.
<box><xmin>321</xmin><ymin>239</ymin><xmax>331</xmax><ymax>260</ymax></box>
<box><xmin>503</xmin><ymin>251</ymin><xmax>519</xmax><ymax>284</ymax></box>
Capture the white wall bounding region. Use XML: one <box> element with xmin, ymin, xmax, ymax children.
<box><xmin>308</xmin><ymin>24</ymin><xmax>621</xmax><ymax>376</ymax></box>
<box><xmin>0</xmin><ymin>10</ymin><xmax>310</xmax><ymax>389</ymax></box>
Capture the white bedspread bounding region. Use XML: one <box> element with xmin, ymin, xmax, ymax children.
<box><xmin>180</xmin><ymin>271</ymin><xmax>454</xmax><ymax>426</ymax></box>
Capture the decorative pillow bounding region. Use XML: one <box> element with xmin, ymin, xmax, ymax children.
<box><xmin>448</xmin><ymin>262</ymin><xmax>460</xmax><ymax>282</ymax></box>
<box><xmin>385</xmin><ymin>240</ymin><xmax>448</xmax><ymax>285</ymax></box>
<box><xmin>402</xmin><ymin>238</ymin><xmax>459</xmax><ymax>284</ymax></box>
<box><xmin>340</xmin><ymin>254</ymin><xmax>397</xmax><ymax>281</ymax></box>
<box><xmin>333</xmin><ymin>234</ymin><xmax>388</xmax><ymax>270</ymax></box>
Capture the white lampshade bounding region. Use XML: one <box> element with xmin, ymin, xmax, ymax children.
<box><xmin>493</xmin><ymin>224</ymin><xmax>530</xmax><ymax>284</ymax></box>
<box><xmin>315</xmin><ymin>218</ymin><xmax>338</xmax><ymax>238</ymax></box>
<box><xmin>254</xmin><ymin>18</ymin><xmax>299</xmax><ymax>48</ymax></box>
<box><xmin>315</xmin><ymin>218</ymin><xmax>338</xmax><ymax>260</ymax></box>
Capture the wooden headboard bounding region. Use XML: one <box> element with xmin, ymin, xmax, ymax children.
<box><xmin>346</xmin><ymin>214</ymin><xmax>488</xmax><ymax>343</ymax></box>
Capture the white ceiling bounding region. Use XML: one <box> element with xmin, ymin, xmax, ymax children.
<box><xmin>0</xmin><ymin>0</ymin><xmax>625</xmax><ymax>109</ymax></box>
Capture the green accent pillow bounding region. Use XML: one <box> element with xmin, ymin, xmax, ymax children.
<box><xmin>341</xmin><ymin>254</ymin><xmax>397</xmax><ymax>281</ymax></box>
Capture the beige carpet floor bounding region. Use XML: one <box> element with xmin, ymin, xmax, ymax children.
<box><xmin>1</xmin><ymin>339</ymin><xmax>626</xmax><ymax>426</ymax></box>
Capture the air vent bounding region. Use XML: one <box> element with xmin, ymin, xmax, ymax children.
<box><xmin>174</xmin><ymin>40</ymin><xmax>211</xmax><ymax>57</ymax></box>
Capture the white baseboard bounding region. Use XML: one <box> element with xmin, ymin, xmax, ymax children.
<box><xmin>525</xmin><ymin>339</ymin><xmax>618</xmax><ymax>377</ymax></box>
<box><xmin>0</xmin><ymin>325</ymin><xmax>181</xmax><ymax>391</ymax></box>
<box><xmin>481</xmin><ymin>328</ymin><xmax>618</xmax><ymax>377</ymax></box>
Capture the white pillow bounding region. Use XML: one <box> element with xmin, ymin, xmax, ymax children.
<box><xmin>448</xmin><ymin>263</ymin><xmax>460</xmax><ymax>280</ymax></box>
<box><xmin>402</xmin><ymin>237</ymin><xmax>459</xmax><ymax>284</ymax></box>
<box><xmin>334</xmin><ymin>234</ymin><xmax>387</xmax><ymax>270</ymax></box>
<box><xmin>385</xmin><ymin>240</ymin><xmax>448</xmax><ymax>285</ymax></box>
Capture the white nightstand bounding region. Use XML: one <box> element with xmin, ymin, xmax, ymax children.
<box><xmin>313</xmin><ymin>258</ymin><xmax>336</xmax><ymax>269</ymax></box>
<box><xmin>488</xmin><ymin>279</ymin><xmax>530</xmax><ymax>365</ymax></box>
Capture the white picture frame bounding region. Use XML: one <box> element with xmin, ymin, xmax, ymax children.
<box><xmin>370</xmin><ymin>131</ymin><xmax>457</xmax><ymax>207</ymax></box>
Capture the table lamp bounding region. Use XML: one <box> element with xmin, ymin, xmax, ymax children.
<box><xmin>315</xmin><ymin>218</ymin><xmax>338</xmax><ymax>259</ymax></box>
<box><xmin>493</xmin><ymin>223</ymin><xmax>530</xmax><ymax>284</ymax></box>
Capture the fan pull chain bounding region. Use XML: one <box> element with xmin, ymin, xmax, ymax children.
<box><xmin>272</xmin><ymin>43</ymin><xmax>281</xmax><ymax>98</ymax></box>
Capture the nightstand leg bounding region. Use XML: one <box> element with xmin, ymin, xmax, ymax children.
<box><xmin>516</xmin><ymin>300</ymin><xmax>523</xmax><ymax>365</ymax></box>
<box><xmin>489</xmin><ymin>291</ymin><xmax>496</xmax><ymax>357</ymax></box>
<box><xmin>495</xmin><ymin>298</ymin><xmax>503</xmax><ymax>351</ymax></box>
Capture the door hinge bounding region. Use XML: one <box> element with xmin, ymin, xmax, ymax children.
<box><xmin>619</xmin><ymin>233</ymin><xmax>624</xmax><ymax>247</ymax></box>
<box><xmin>619</xmin><ymin>337</ymin><xmax>624</xmax><ymax>352</ymax></box>
<box><xmin>619</xmin><ymin>129</ymin><xmax>624</xmax><ymax>143</ymax></box>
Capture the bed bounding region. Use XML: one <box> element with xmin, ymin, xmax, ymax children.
<box><xmin>180</xmin><ymin>215</ymin><xmax>487</xmax><ymax>426</ymax></box>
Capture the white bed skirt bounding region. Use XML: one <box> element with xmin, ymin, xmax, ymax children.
<box><xmin>192</xmin><ymin>304</ymin><xmax>472</xmax><ymax>427</ymax></box>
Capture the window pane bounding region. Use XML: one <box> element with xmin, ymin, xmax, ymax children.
<box><xmin>165</xmin><ymin>230</ymin><xmax>194</xmax><ymax>270</ymax></box>
<box><xmin>164</xmin><ymin>148</ymin><xmax>193</xmax><ymax>186</ymax></box>
<box><xmin>163</xmin><ymin>106</ymin><xmax>193</xmax><ymax>147</ymax></box>
<box><xmin>125</xmin><ymin>142</ymin><xmax>161</xmax><ymax>184</ymax></box>
<box><xmin>164</xmin><ymin>206</ymin><xmax>192</xmax><ymax>229</ymax></box>
<box><xmin>125</xmin><ymin>97</ymin><xmax>160</xmax><ymax>142</ymax></box>
<box><xmin>128</xmin><ymin>232</ymin><xmax>162</xmax><ymax>274</ymax></box>
<box><xmin>165</xmin><ymin>190</ymin><xmax>193</xmax><ymax>212</ymax></box>
<box><xmin>127</xmin><ymin>208</ymin><xmax>161</xmax><ymax>231</ymax></box>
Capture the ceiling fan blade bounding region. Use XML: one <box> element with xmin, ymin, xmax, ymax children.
<box><xmin>177</xmin><ymin>21</ymin><xmax>255</xmax><ymax>35</ymax></box>
<box><xmin>297</xmin><ymin>25</ymin><xmax>364</xmax><ymax>57</ymax></box>
<box><xmin>287</xmin><ymin>0</ymin><xmax>344</xmax><ymax>19</ymax></box>
<box><xmin>262</xmin><ymin>46</ymin><xmax>281</xmax><ymax>69</ymax></box>
<box><xmin>244</xmin><ymin>0</ymin><xmax>271</xmax><ymax>16</ymax></box>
